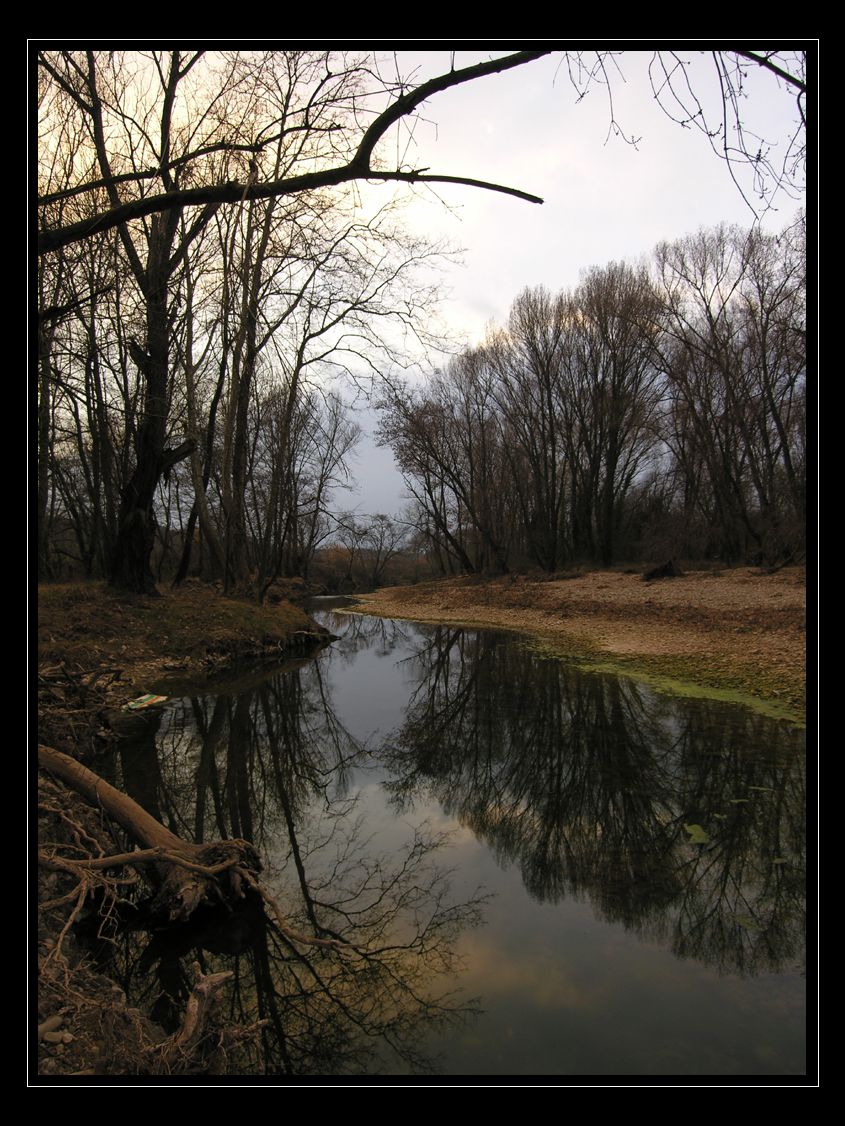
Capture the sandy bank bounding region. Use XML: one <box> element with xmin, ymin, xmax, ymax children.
<box><xmin>352</xmin><ymin>568</ymin><xmax>807</xmax><ymax>721</ymax></box>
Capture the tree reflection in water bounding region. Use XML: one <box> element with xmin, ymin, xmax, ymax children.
<box><xmin>91</xmin><ymin>619</ymin><xmax>804</xmax><ymax>1074</ymax></box>
<box><xmin>98</xmin><ymin>654</ymin><xmax>484</xmax><ymax>1076</ymax></box>
<box><xmin>381</xmin><ymin>626</ymin><xmax>805</xmax><ymax>978</ymax></box>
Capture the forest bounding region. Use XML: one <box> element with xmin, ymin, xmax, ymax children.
<box><xmin>37</xmin><ymin>50</ymin><xmax>806</xmax><ymax>597</ymax></box>
<box><xmin>35</xmin><ymin>47</ymin><xmax>809</xmax><ymax>1081</ymax></box>
<box><xmin>379</xmin><ymin>222</ymin><xmax>806</xmax><ymax>574</ymax></box>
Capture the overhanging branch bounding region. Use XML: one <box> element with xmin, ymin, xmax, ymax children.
<box><xmin>732</xmin><ymin>50</ymin><xmax>807</xmax><ymax>94</ymax></box>
<box><xmin>38</xmin><ymin>51</ymin><xmax>551</xmax><ymax>255</ymax></box>
<box><xmin>366</xmin><ymin>170</ymin><xmax>543</xmax><ymax>204</ymax></box>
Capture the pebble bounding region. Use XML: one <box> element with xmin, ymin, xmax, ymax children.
<box><xmin>42</xmin><ymin>1031</ymin><xmax>65</xmax><ymax>1044</ymax></box>
<box><xmin>38</xmin><ymin>1014</ymin><xmax>63</xmax><ymax>1039</ymax></box>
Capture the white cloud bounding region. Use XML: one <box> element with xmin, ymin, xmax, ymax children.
<box><xmin>349</xmin><ymin>49</ymin><xmax>806</xmax><ymax>513</ymax></box>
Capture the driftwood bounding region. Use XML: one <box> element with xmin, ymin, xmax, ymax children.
<box><xmin>152</xmin><ymin>962</ymin><xmax>233</xmax><ymax>1071</ymax></box>
<box><xmin>642</xmin><ymin>559</ymin><xmax>683</xmax><ymax>582</ymax></box>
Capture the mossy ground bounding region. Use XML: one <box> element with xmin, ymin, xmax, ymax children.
<box><xmin>525</xmin><ymin>639</ymin><xmax>805</xmax><ymax>725</ymax></box>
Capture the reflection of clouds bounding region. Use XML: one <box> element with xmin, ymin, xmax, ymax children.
<box><xmin>457</xmin><ymin>933</ymin><xmax>593</xmax><ymax>1010</ymax></box>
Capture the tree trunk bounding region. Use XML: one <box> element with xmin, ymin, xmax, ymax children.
<box><xmin>108</xmin><ymin>215</ymin><xmax>174</xmax><ymax>594</ymax></box>
<box><xmin>108</xmin><ymin>429</ymin><xmax>164</xmax><ymax>595</ymax></box>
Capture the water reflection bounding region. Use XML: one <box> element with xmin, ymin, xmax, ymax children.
<box><xmin>380</xmin><ymin>626</ymin><xmax>805</xmax><ymax>977</ymax></box>
<box><xmin>97</xmin><ymin>656</ymin><xmax>482</xmax><ymax>1075</ymax></box>
<box><xmin>91</xmin><ymin>615</ymin><xmax>805</xmax><ymax>1075</ymax></box>
<box><xmin>324</xmin><ymin>608</ymin><xmax>413</xmax><ymax>661</ymax></box>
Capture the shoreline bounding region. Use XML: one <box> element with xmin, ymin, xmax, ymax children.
<box><xmin>350</xmin><ymin>568</ymin><xmax>806</xmax><ymax>724</ymax></box>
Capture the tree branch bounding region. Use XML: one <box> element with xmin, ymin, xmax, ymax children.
<box><xmin>732</xmin><ymin>50</ymin><xmax>807</xmax><ymax>94</ymax></box>
<box><xmin>358</xmin><ymin>170</ymin><xmax>543</xmax><ymax>204</ymax></box>
<box><xmin>38</xmin><ymin>51</ymin><xmax>551</xmax><ymax>255</ymax></box>
<box><xmin>161</xmin><ymin>438</ymin><xmax>197</xmax><ymax>476</ymax></box>
<box><xmin>39</xmin><ymin>846</ymin><xmax>240</xmax><ymax>877</ymax></box>
<box><xmin>38</xmin><ymin>128</ymin><xmax>341</xmax><ymax>206</ymax></box>
<box><xmin>38</xmin><ymin>285</ymin><xmax>113</xmax><ymax>326</ymax></box>
<box><xmin>350</xmin><ymin>50</ymin><xmax>552</xmax><ymax>171</ymax></box>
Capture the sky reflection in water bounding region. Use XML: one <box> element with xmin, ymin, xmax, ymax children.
<box><xmin>112</xmin><ymin>609</ymin><xmax>805</xmax><ymax>1077</ymax></box>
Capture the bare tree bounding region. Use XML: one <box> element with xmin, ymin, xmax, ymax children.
<box><xmin>654</xmin><ymin>220</ymin><xmax>806</xmax><ymax>564</ymax></box>
<box><xmin>567</xmin><ymin>262</ymin><xmax>664</xmax><ymax>565</ymax></box>
<box><xmin>360</xmin><ymin>514</ymin><xmax>407</xmax><ymax>588</ymax></box>
<box><xmin>489</xmin><ymin>288</ymin><xmax>572</xmax><ymax>570</ymax></box>
<box><xmin>378</xmin><ymin>352</ymin><xmax>514</xmax><ymax>574</ymax></box>
<box><xmin>37</xmin><ymin>50</ymin><xmax>550</xmax><ymax>593</ymax></box>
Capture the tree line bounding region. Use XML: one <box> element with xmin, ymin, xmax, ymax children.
<box><xmin>378</xmin><ymin>219</ymin><xmax>806</xmax><ymax>572</ymax></box>
<box><xmin>37</xmin><ymin>50</ymin><xmax>806</xmax><ymax>592</ymax></box>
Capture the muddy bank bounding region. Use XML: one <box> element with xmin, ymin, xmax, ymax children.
<box><xmin>352</xmin><ymin>568</ymin><xmax>806</xmax><ymax>722</ymax></box>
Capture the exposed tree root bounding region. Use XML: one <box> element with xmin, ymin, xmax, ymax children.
<box><xmin>149</xmin><ymin>962</ymin><xmax>269</xmax><ymax>1074</ymax></box>
<box><xmin>38</xmin><ymin>745</ymin><xmax>262</xmax><ymax>923</ymax></box>
<box><xmin>37</xmin><ymin>744</ymin><xmax>362</xmax><ymax>947</ymax></box>
<box><xmin>36</xmin><ymin>747</ymin><xmax>286</xmax><ymax>1075</ymax></box>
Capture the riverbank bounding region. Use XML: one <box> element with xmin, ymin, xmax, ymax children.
<box><xmin>34</xmin><ymin>571</ymin><xmax>805</xmax><ymax>1075</ymax></box>
<box><xmin>352</xmin><ymin>568</ymin><xmax>807</xmax><ymax>723</ymax></box>
<box><xmin>36</xmin><ymin>581</ymin><xmax>328</xmax><ymax>1077</ymax></box>
<box><xmin>39</xmin><ymin>580</ymin><xmax>323</xmax><ymax>682</ymax></box>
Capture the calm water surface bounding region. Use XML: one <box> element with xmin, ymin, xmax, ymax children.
<box><xmin>103</xmin><ymin>604</ymin><xmax>806</xmax><ymax>1078</ymax></box>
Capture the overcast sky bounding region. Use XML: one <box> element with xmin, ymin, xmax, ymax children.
<box><xmin>339</xmin><ymin>48</ymin><xmax>806</xmax><ymax>519</ymax></box>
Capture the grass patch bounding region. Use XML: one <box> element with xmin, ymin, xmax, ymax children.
<box><xmin>38</xmin><ymin>582</ymin><xmax>316</xmax><ymax>674</ymax></box>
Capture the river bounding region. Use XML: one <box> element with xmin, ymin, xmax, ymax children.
<box><xmin>95</xmin><ymin>603</ymin><xmax>806</xmax><ymax>1079</ymax></box>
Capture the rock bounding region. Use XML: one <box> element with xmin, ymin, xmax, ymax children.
<box><xmin>43</xmin><ymin>1030</ymin><xmax>65</xmax><ymax>1044</ymax></box>
<box><xmin>38</xmin><ymin>1015</ymin><xmax>63</xmax><ymax>1039</ymax></box>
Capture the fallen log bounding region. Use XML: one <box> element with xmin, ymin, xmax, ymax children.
<box><xmin>39</xmin><ymin>745</ymin><xmax>185</xmax><ymax>853</ymax></box>
<box><xmin>38</xmin><ymin>745</ymin><xmax>261</xmax><ymax>922</ymax></box>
